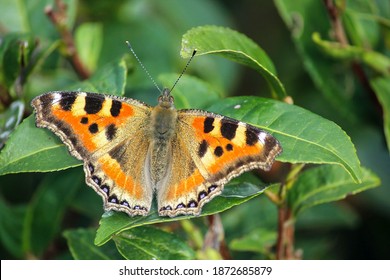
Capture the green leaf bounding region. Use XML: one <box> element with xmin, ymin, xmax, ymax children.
<box><xmin>229</xmin><ymin>228</ymin><xmax>276</xmax><ymax>255</ymax></box>
<box><xmin>0</xmin><ymin>57</ymin><xmax>128</xmax><ymax>175</ymax></box>
<box><xmin>207</xmin><ymin>96</ymin><xmax>363</xmax><ymax>183</ymax></box>
<box><xmin>0</xmin><ymin>0</ymin><xmax>77</xmax><ymax>39</ymax></box>
<box><xmin>370</xmin><ymin>77</ymin><xmax>390</xmax><ymax>151</ymax></box>
<box><xmin>312</xmin><ymin>32</ymin><xmax>390</xmax><ymax>76</ymax></box>
<box><xmin>0</xmin><ymin>116</ymin><xmax>81</xmax><ymax>175</ymax></box>
<box><xmin>95</xmin><ymin>181</ymin><xmax>268</xmax><ymax>246</ymax></box>
<box><xmin>75</xmin><ymin>22</ymin><xmax>103</xmax><ymax>73</ymax></box>
<box><xmin>0</xmin><ymin>100</ymin><xmax>24</xmax><ymax>149</ymax></box>
<box><xmin>181</xmin><ymin>26</ymin><xmax>286</xmax><ymax>99</ymax></box>
<box><xmin>64</xmin><ymin>228</ymin><xmax>123</xmax><ymax>260</ymax></box>
<box><xmin>113</xmin><ymin>226</ymin><xmax>195</xmax><ymax>260</ymax></box>
<box><xmin>342</xmin><ymin>2</ymin><xmax>381</xmax><ymax>48</ymax></box>
<box><xmin>274</xmin><ymin>0</ymin><xmax>358</xmax><ymax>120</ymax></box>
<box><xmin>0</xmin><ymin>200</ymin><xmax>26</xmax><ymax>258</ymax></box>
<box><xmin>287</xmin><ymin>165</ymin><xmax>380</xmax><ymax>216</ymax></box>
<box><xmin>0</xmin><ymin>33</ymin><xmax>36</xmax><ymax>90</ymax></box>
<box><xmin>296</xmin><ymin>202</ymin><xmax>359</xmax><ymax>229</ymax></box>
<box><xmin>22</xmin><ymin>169</ymin><xmax>84</xmax><ymax>257</ymax></box>
<box><xmin>70</xmin><ymin>56</ymin><xmax>128</xmax><ymax>94</ymax></box>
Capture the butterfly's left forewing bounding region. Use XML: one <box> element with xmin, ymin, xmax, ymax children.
<box><xmin>157</xmin><ymin>109</ymin><xmax>282</xmax><ymax>216</ymax></box>
<box><xmin>32</xmin><ymin>91</ymin><xmax>154</xmax><ymax>216</ymax></box>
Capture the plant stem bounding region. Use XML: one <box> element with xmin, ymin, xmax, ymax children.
<box><xmin>276</xmin><ymin>205</ymin><xmax>295</xmax><ymax>259</ymax></box>
<box><xmin>276</xmin><ymin>204</ymin><xmax>286</xmax><ymax>259</ymax></box>
<box><xmin>275</xmin><ymin>164</ymin><xmax>300</xmax><ymax>260</ymax></box>
<box><xmin>285</xmin><ymin>209</ymin><xmax>295</xmax><ymax>259</ymax></box>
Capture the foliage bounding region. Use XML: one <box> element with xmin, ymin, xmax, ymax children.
<box><xmin>0</xmin><ymin>0</ymin><xmax>387</xmax><ymax>260</ymax></box>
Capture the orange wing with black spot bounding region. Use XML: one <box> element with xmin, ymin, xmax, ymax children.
<box><xmin>157</xmin><ymin>109</ymin><xmax>282</xmax><ymax>217</ymax></box>
<box><xmin>31</xmin><ymin>91</ymin><xmax>153</xmax><ymax>216</ymax></box>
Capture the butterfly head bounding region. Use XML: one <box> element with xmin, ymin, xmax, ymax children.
<box><xmin>158</xmin><ymin>88</ymin><xmax>175</xmax><ymax>109</ymax></box>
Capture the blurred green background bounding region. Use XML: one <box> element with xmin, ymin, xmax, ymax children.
<box><xmin>0</xmin><ymin>0</ymin><xmax>389</xmax><ymax>259</ymax></box>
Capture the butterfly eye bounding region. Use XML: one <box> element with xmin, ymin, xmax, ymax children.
<box><xmin>169</xmin><ymin>95</ymin><xmax>174</xmax><ymax>103</ymax></box>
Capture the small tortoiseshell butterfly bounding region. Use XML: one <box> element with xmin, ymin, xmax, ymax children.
<box><xmin>31</xmin><ymin>48</ymin><xmax>282</xmax><ymax>217</ymax></box>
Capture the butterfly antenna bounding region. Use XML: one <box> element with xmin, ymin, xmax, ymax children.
<box><xmin>170</xmin><ymin>49</ymin><xmax>197</xmax><ymax>93</ymax></box>
<box><xmin>125</xmin><ymin>41</ymin><xmax>162</xmax><ymax>93</ymax></box>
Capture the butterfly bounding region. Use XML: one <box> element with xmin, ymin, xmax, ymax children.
<box><xmin>32</xmin><ymin>81</ymin><xmax>282</xmax><ymax>217</ymax></box>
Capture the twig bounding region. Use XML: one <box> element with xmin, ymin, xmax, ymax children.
<box><xmin>322</xmin><ymin>0</ymin><xmax>381</xmax><ymax>114</ymax></box>
<box><xmin>284</xmin><ymin>209</ymin><xmax>295</xmax><ymax>259</ymax></box>
<box><xmin>323</xmin><ymin>0</ymin><xmax>349</xmax><ymax>46</ymax></box>
<box><xmin>275</xmin><ymin>164</ymin><xmax>304</xmax><ymax>259</ymax></box>
<box><xmin>276</xmin><ymin>205</ymin><xmax>286</xmax><ymax>259</ymax></box>
<box><xmin>44</xmin><ymin>0</ymin><xmax>90</xmax><ymax>79</ymax></box>
<box><xmin>276</xmin><ymin>206</ymin><xmax>296</xmax><ymax>259</ymax></box>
